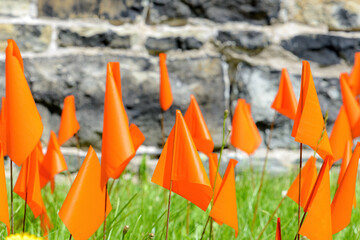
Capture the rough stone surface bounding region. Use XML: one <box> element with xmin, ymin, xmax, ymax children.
<box><xmin>281</xmin><ymin>34</ymin><xmax>360</xmax><ymax>66</ymax></box>
<box><xmin>0</xmin><ymin>0</ymin><xmax>36</xmax><ymax>18</ymax></box>
<box><xmin>145</xmin><ymin>36</ymin><xmax>203</xmax><ymax>54</ymax></box>
<box><xmin>0</xmin><ymin>24</ymin><xmax>52</xmax><ymax>52</ymax></box>
<box><xmin>2</xmin><ymin>54</ymin><xmax>225</xmax><ymax>149</ymax></box>
<box><xmin>58</xmin><ymin>27</ymin><xmax>131</xmax><ymax>49</ymax></box>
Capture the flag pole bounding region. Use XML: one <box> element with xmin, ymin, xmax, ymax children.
<box><xmin>252</xmin><ymin>111</ymin><xmax>276</xmax><ymax>232</ymax></box>
<box><xmin>69</xmin><ymin>234</ymin><xmax>72</xmax><ymax>240</ymax></box>
<box><xmin>165</xmin><ymin>180</ymin><xmax>173</xmax><ymax>240</ymax></box>
<box><xmin>186</xmin><ymin>201</ymin><xmax>190</xmax><ymax>234</ymax></box>
<box><xmin>75</xmin><ymin>132</ymin><xmax>81</xmax><ymax>169</ymax></box>
<box><xmin>23</xmin><ymin>158</ymin><xmax>29</xmax><ymax>232</ymax></box>
<box><xmin>160</xmin><ymin>110</ymin><xmax>165</xmax><ymax>147</ymax></box>
<box><xmin>9</xmin><ymin>158</ymin><xmax>14</xmax><ymax>234</ymax></box>
<box><xmin>103</xmin><ymin>183</ymin><xmax>108</xmax><ymax>240</ymax></box>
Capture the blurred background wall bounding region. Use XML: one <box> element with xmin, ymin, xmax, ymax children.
<box><xmin>0</xmin><ymin>0</ymin><xmax>359</xmax><ymax>151</ymax></box>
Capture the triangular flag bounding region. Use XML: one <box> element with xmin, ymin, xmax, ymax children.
<box><xmin>287</xmin><ymin>156</ymin><xmax>317</xmax><ymax>209</ymax></box>
<box><xmin>14</xmin><ymin>146</ymin><xmax>52</xmax><ymax>234</ymax></box>
<box><xmin>0</xmin><ymin>97</ymin><xmax>7</xmax><ymax>156</ymax></box>
<box><xmin>329</xmin><ymin>106</ymin><xmax>353</xmax><ymax>161</ymax></box>
<box><xmin>299</xmin><ymin>159</ymin><xmax>332</xmax><ymax>240</ymax></box>
<box><xmin>276</xmin><ymin>218</ymin><xmax>281</xmax><ymax>240</ymax></box>
<box><xmin>210</xmin><ymin>159</ymin><xmax>239</xmax><ymax>237</ymax></box>
<box><xmin>159</xmin><ymin>53</ymin><xmax>173</xmax><ymax>111</ymax></box>
<box><xmin>57</xmin><ymin>95</ymin><xmax>80</xmax><ymax>146</ymax></box>
<box><xmin>39</xmin><ymin>131</ymin><xmax>68</xmax><ymax>192</ymax></box>
<box><xmin>59</xmin><ymin>146</ymin><xmax>112</xmax><ymax>240</ymax></box>
<box><xmin>338</xmin><ymin>141</ymin><xmax>352</xmax><ymax>185</ymax></box>
<box><xmin>101</xmin><ymin>62</ymin><xmax>144</xmax><ymax>186</ymax></box>
<box><xmin>230</xmin><ymin>99</ymin><xmax>261</xmax><ymax>155</ymax></box>
<box><xmin>208</xmin><ymin>153</ymin><xmax>222</xmax><ymax>196</ymax></box>
<box><xmin>331</xmin><ymin>142</ymin><xmax>360</xmax><ymax>234</ymax></box>
<box><xmin>348</xmin><ymin>52</ymin><xmax>360</xmax><ymax>96</ymax></box>
<box><xmin>271</xmin><ymin>68</ymin><xmax>298</xmax><ymax>120</ymax></box>
<box><xmin>0</xmin><ymin>148</ymin><xmax>10</xmax><ymax>235</ymax></box>
<box><xmin>340</xmin><ymin>73</ymin><xmax>360</xmax><ymax>139</ymax></box>
<box><xmin>184</xmin><ymin>95</ymin><xmax>214</xmax><ymax>155</ymax></box>
<box><xmin>292</xmin><ymin>61</ymin><xmax>332</xmax><ymax>160</ymax></box>
<box><xmin>5</xmin><ymin>39</ymin><xmax>43</xmax><ymax>166</ymax></box>
<box><xmin>151</xmin><ymin>110</ymin><xmax>212</xmax><ymax>211</ymax></box>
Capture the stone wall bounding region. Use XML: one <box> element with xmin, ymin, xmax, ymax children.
<box><xmin>0</xmin><ymin>0</ymin><xmax>359</xmax><ymax>151</ymax></box>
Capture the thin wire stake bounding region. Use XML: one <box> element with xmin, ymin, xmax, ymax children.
<box><xmin>10</xmin><ymin>158</ymin><xmax>14</xmax><ymax>234</ymax></box>
<box><xmin>165</xmin><ymin>181</ymin><xmax>173</xmax><ymax>240</ymax></box>
<box><xmin>103</xmin><ymin>183</ymin><xmax>108</xmax><ymax>240</ymax></box>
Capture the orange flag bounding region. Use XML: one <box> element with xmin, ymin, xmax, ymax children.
<box><xmin>5</xmin><ymin>39</ymin><xmax>43</xmax><ymax>166</ymax></box>
<box><xmin>299</xmin><ymin>159</ymin><xmax>332</xmax><ymax>240</ymax></box>
<box><xmin>159</xmin><ymin>53</ymin><xmax>173</xmax><ymax>111</ymax></box>
<box><xmin>348</xmin><ymin>52</ymin><xmax>360</xmax><ymax>96</ymax></box>
<box><xmin>151</xmin><ymin>110</ymin><xmax>212</xmax><ymax>211</ymax></box>
<box><xmin>101</xmin><ymin>62</ymin><xmax>144</xmax><ymax>186</ymax></box>
<box><xmin>208</xmin><ymin>153</ymin><xmax>222</xmax><ymax>196</ymax></box>
<box><xmin>287</xmin><ymin>156</ymin><xmax>317</xmax><ymax>209</ymax></box>
<box><xmin>57</xmin><ymin>95</ymin><xmax>80</xmax><ymax>146</ymax></box>
<box><xmin>14</xmin><ymin>147</ymin><xmax>51</xmax><ymax>233</ymax></box>
<box><xmin>0</xmin><ymin>148</ymin><xmax>10</xmax><ymax>235</ymax></box>
<box><xmin>231</xmin><ymin>99</ymin><xmax>261</xmax><ymax>155</ymax></box>
<box><xmin>331</xmin><ymin>142</ymin><xmax>360</xmax><ymax>234</ymax></box>
<box><xmin>184</xmin><ymin>95</ymin><xmax>214</xmax><ymax>155</ymax></box>
<box><xmin>329</xmin><ymin>106</ymin><xmax>353</xmax><ymax>161</ymax></box>
<box><xmin>0</xmin><ymin>97</ymin><xmax>7</xmax><ymax>156</ymax></box>
<box><xmin>276</xmin><ymin>218</ymin><xmax>281</xmax><ymax>240</ymax></box>
<box><xmin>59</xmin><ymin>146</ymin><xmax>111</xmax><ymax>240</ymax></box>
<box><xmin>340</xmin><ymin>73</ymin><xmax>360</xmax><ymax>139</ymax></box>
<box><xmin>210</xmin><ymin>159</ymin><xmax>239</xmax><ymax>237</ymax></box>
<box><xmin>39</xmin><ymin>131</ymin><xmax>68</xmax><ymax>192</ymax></box>
<box><xmin>292</xmin><ymin>61</ymin><xmax>332</xmax><ymax>160</ymax></box>
<box><xmin>271</xmin><ymin>68</ymin><xmax>298</xmax><ymax>120</ymax></box>
<box><xmin>338</xmin><ymin>141</ymin><xmax>352</xmax><ymax>185</ymax></box>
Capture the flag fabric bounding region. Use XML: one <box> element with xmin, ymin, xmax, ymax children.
<box><xmin>292</xmin><ymin>61</ymin><xmax>332</xmax><ymax>160</ymax></box>
<box><xmin>39</xmin><ymin>131</ymin><xmax>68</xmax><ymax>192</ymax></box>
<box><xmin>276</xmin><ymin>218</ymin><xmax>281</xmax><ymax>240</ymax></box>
<box><xmin>331</xmin><ymin>143</ymin><xmax>360</xmax><ymax>234</ymax></box>
<box><xmin>0</xmin><ymin>148</ymin><xmax>10</xmax><ymax>235</ymax></box>
<box><xmin>230</xmin><ymin>99</ymin><xmax>262</xmax><ymax>155</ymax></box>
<box><xmin>271</xmin><ymin>68</ymin><xmax>298</xmax><ymax>120</ymax></box>
<box><xmin>0</xmin><ymin>97</ymin><xmax>7</xmax><ymax>156</ymax></box>
<box><xmin>348</xmin><ymin>52</ymin><xmax>360</xmax><ymax>96</ymax></box>
<box><xmin>208</xmin><ymin>153</ymin><xmax>222</xmax><ymax>196</ymax></box>
<box><xmin>159</xmin><ymin>53</ymin><xmax>173</xmax><ymax>111</ymax></box>
<box><xmin>101</xmin><ymin>62</ymin><xmax>144</xmax><ymax>187</ymax></box>
<box><xmin>184</xmin><ymin>95</ymin><xmax>214</xmax><ymax>155</ymax></box>
<box><xmin>5</xmin><ymin>39</ymin><xmax>43</xmax><ymax>166</ymax></box>
<box><xmin>299</xmin><ymin>159</ymin><xmax>332</xmax><ymax>240</ymax></box>
<box><xmin>59</xmin><ymin>146</ymin><xmax>112</xmax><ymax>240</ymax></box>
<box><xmin>210</xmin><ymin>159</ymin><xmax>239</xmax><ymax>237</ymax></box>
<box><xmin>57</xmin><ymin>95</ymin><xmax>80</xmax><ymax>146</ymax></box>
<box><xmin>151</xmin><ymin>110</ymin><xmax>212</xmax><ymax>211</ymax></box>
<box><xmin>287</xmin><ymin>156</ymin><xmax>317</xmax><ymax>209</ymax></box>
<box><xmin>338</xmin><ymin>141</ymin><xmax>352</xmax><ymax>185</ymax></box>
<box><xmin>340</xmin><ymin>73</ymin><xmax>360</xmax><ymax>139</ymax></box>
<box><xmin>329</xmin><ymin>106</ymin><xmax>353</xmax><ymax>162</ymax></box>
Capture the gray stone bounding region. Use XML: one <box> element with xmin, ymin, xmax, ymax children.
<box><xmin>145</xmin><ymin>36</ymin><xmax>203</xmax><ymax>54</ymax></box>
<box><xmin>281</xmin><ymin>34</ymin><xmax>360</xmax><ymax>66</ymax></box>
<box><xmin>58</xmin><ymin>27</ymin><xmax>131</xmax><ymax>49</ymax></box>
<box><xmin>8</xmin><ymin>54</ymin><xmax>225</xmax><ymax>150</ymax></box>
<box><xmin>0</xmin><ymin>0</ymin><xmax>36</xmax><ymax>18</ymax></box>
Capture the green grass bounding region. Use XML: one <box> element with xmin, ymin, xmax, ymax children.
<box><xmin>1</xmin><ymin>162</ymin><xmax>360</xmax><ymax>240</ymax></box>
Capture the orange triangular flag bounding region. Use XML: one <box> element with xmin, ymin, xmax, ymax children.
<box><xmin>101</xmin><ymin>62</ymin><xmax>144</xmax><ymax>186</ymax></box>
<box><xmin>340</xmin><ymin>73</ymin><xmax>360</xmax><ymax>139</ymax></box>
<box><xmin>276</xmin><ymin>218</ymin><xmax>281</xmax><ymax>240</ymax></box>
<box><xmin>184</xmin><ymin>95</ymin><xmax>214</xmax><ymax>155</ymax></box>
<box><xmin>287</xmin><ymin>156</ymin><xmax>317</xmax><ymax>209</ymax></box>
<box><xmin>299</xmin><ymin>159</ymin><xmax>332</xmax><ymax>240</ymax></box>
<box><xmin>59</xmin><ymin>146</ymin><xmax>112</xmax><ymax>240</ymax></box>
<box><xmin>5</xmin><ymin>40</ymin><xmax>43</xmax><ymax>166</ymax></box>
<box><xmin>292</xmin><ymin>61</ymin><xmax>332</xmax><ymax>160</ymax></box>
<box><xmin>39</xmin><ymin>131</ymin><xmax>68</xmax><ymax>192</ymax></box>
<box><xmin>57</xmin><ymin>95</ymin><xmax>80</xmax><ymax>146</ymax></box>
<box><xmin>329</xmin><ymin>106</ymin><xmax>353</xmax><ymax>161</ymax></box>
<box><xmin>0</xmin><ymin>148</ymin><xmax>10</xmax><ymax>235</ymax></box>
<box><xmin>208</xmin><ymin>153</ymin><xmax>222</xmax><ymax>196</ymax></box>
<box><xmin>0</xmin><ymin>97</ymin><xmax>7</xmax><ymax>157</ymax></box>
<box><xmin>271</xmin><ymin>68</ymin><xmax>298</xmax><ymax>120</ymax></box>
<box><xmin>129</xmin><ymin>123</ymin><xmax>145</xmax><ymax>151</ymax></box>
<box><xmin>338</xmin><ymin>141</ymin><xmax>352</xmax><ymax>185</ymax></box>
<box><xmin>210</xmin><ymin>159</ymin><xmax>239</xmax><ymax>237</ymax></box>
<box><xmin>348</xmin><ymin>52</ymin><xmax>360</xmax><ymax>96</ymax></box>
<box><xmin>159</xmin><ymin>53</ymin><xmax>173</xmax><ymax>111</ymax></box>
<box><xmin>151</xmin><ymin>110</ymin><xmax>212</xmax><ymax>211</ymax></box>
<box><xmin>331</xmin><ymin>142</ymin><xmax>360</xmax><ymax>234</ymax></box>
<box><xmin>230</xmin><ymin>99</ymin><xmax>262</xmax><ymax>155</ymax></box>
